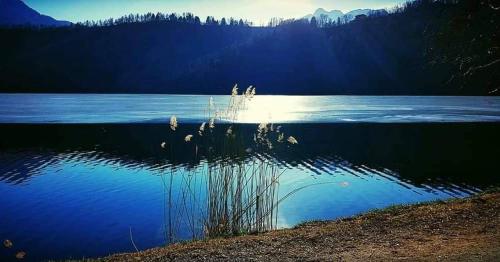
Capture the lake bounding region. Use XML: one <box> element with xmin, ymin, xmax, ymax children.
<box><xmin>0</xmin><ymin>94</ymin><xmax>499</xmax><ymax>261</ymax></box>
<box><xmin>1</xmin><ymin>94</ymin><xmax>500</xmax><ymax>123</ymax></box>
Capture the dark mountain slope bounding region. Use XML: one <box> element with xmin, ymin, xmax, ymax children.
<box><xmin>172</xmin><ymin>0</ymin><xmax>499</xmax><ymax>95</ymax></box>
<box><xmin>0</xmin><ymin>0</ymin><xmax>70</xmax><ymax>27</ymax></box>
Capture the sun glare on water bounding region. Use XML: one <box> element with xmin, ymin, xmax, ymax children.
<box><xmin>235</xmin><ymin>96</ymin><xmax>309</xmax><ymax>123</ymax></box>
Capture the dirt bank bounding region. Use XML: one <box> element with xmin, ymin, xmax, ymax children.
<box><xmin>94</xmin><ymin>192</ymin><xmax>500</xmax><ymax>261</ymax></box>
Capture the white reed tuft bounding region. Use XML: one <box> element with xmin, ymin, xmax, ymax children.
<box><xmin>3</xmin><ymin>239</ymin><xmax>13</xmax><ymax>248</ymax></box>
<box><xmin>257</xmin><ymin>123</ymin><xmax>268</xmax><ymax>133</ymax></box>
<box><xmin>209</xmin><ymin>118</ymin><xmax>215</xmax><ymax>129</ymax></box>
<box><xmin>287</xmin><ymin>136</ymin><xmax>298</xmax><ymax>145</ymax></box>
<box><xmin>199</xmin><ymin>122</ymin><xmax>206</xmax><ymax>136</ymax></box>
<box><xmin>185</xmin><ymin>134</ymin><xmax>193</xmax><ymax>142</ymax></box>
<box><xmin>277</xmin><ymin>133</ymin><xmax>284</xmax><ymax>143</ymax></box>
<box><xmin>244</xmin><ymin>85</ymin><xmax>254</xmax><ymax>98</ymax></box>
<box><xmin>170</xmin><ymin>115</ymin><xmax>178</xmax><ymax>131</ymax></box>
<box><xmin>231</xmin><ymin>84</ymin><xmax>238</xmax><ymax>97</ymax></box>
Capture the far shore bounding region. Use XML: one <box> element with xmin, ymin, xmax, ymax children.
<box><xmin>80</xmin><ymin>190</ymin><xmax>500</xmax><ymax>261</ymax></box>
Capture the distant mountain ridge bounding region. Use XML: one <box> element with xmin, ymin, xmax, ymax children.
<box><xmin>304</xmin><ymin>8</ymin><xmax>388</xmax><ymax>22</ymax></box>
<box><xmin>304</xmin><ymin>8</ymin><xmax>343</xmax><ymax>20</ymax></box>
<box><xmin>0</xmin><ymin>0</ymin><xmax>70</xmax><ymax>27</ymax></box>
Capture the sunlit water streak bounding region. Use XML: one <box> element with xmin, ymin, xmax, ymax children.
<box><xmin>1</xmin><ymin>94</ymin><xmax>500</xmax><ymax>123</ymax></box>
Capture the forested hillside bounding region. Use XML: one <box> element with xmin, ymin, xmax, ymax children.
<box><xmin>0</xmin><ymin>0</ymin><xmax>498</xmax><ymax>95</ymax></box>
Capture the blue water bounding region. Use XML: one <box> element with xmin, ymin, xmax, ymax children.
<box><xmin>0</xmin><ymin>94</ymin><xmax>499</xmax><ymax>123</ymax></box>
<box><xmin>0</xmin><ymin>94</ymin><xmax>499</xmax><ymax>261</ymax></box>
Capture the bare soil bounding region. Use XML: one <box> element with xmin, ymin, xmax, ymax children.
<box><xmin>92</xmin><ymin>192</ymin><xmax>500</xmax><ymax>261</ymax></box>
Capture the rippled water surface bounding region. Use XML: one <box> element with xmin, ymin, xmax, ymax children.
<box><xmin>1</xmin><ymin>94</ymin><xmax>499</xmax><ymax>123</ymax></box>
<box><xmin>0</xmin><ymin>94</ymin><xmax>499</xmax><ymax>261</ymax></box>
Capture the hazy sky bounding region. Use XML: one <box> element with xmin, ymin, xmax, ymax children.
<box><xmin>25</xmin><ymin>0</ymin><xmax>408</xmax><ymax>25</ymax></box>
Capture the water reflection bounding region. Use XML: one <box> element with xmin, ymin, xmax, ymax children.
<box><xmin>2</xmin><ymin>123</ymin><xmax>497</xmax><ymax>189</ymax></box>
<box><xmin>0</xmin><ymin>123</ymin><xmax>499</xmax><ymax>261</ymax></box>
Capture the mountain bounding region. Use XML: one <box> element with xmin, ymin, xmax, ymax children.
<box><xmin>304</xmin><ymin>8</ymin><xmax>388</xmax><ymax>22</ymax></box>
<box><xmin>355</xmin><ymin>9</ymin><xmax>389</xmax><ymax>17</ymax></box>
<box><xmin>304</xmin><ymin>8</ymin><xmax>344</xmax><ymax>21</ymax></box>
<box><xmin>346</xmin><ymin>9</ymin><xmax>372</xmax><ymax>18</ymax></box>
<box><xmin>346</xmin><ymin>9</ymin><xmax>388</xmax><ymax>18</ymax></box>
<box><xmin>0</xmin><ymin>0</ymin><xmax>70</xmax><ymax>27</ymax></box>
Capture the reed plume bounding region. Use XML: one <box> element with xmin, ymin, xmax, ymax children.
<box><xmin>170</xmin><ymin>115</ymin><xmax>178</xmax><ymax>131</ymax></box>
<box><xmin>199</xmin><ymin>122</ymin><xmax>206</xmax><ymax>136</ymax></box>
<box><xmin>209</xmin><ymin>118</ymin><xmax>215</xmax><ymax>129</ymax></box>
<box><xmin>185</xmin><ymin>135</ymin><xmax>193</xmax><ymax>142</ymax></box>
<box><xmin>287</xmin><ymin>136</ymin><xmax>298</xmax><ymax>145</ymax></box>
<box><xmin>277</xmin><ymin>133</ymin><xmax>284</xmax><ymax>143</ymax></box>
<box><xmin>231</xmin><ymin>84</ymin><xmax>238</xmax><ymax>97</ymax></box>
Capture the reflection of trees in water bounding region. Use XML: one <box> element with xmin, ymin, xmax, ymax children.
<box><xmin>2</xmin><ymin>123</ymin><xmax>499</xmax><ymax>190</ymax></box>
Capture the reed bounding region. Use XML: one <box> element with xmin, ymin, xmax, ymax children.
<box><xmin>160</xmin><ymin>85</ymin><xmax>298</xmax><ymax>242</ymax></box>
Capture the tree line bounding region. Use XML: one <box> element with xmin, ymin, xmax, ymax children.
<box><xmin>74</xmin><ymin>12</ymin><xmax>251</xmax><ymax>28</ymax></box>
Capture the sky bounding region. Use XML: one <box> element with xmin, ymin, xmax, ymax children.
<box><xmin>24</xmin><ymin>0</ymin><xmax>408</xmax><ymax>25</ymax></box>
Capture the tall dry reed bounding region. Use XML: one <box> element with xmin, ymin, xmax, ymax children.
<box><xmin>160</xmin><ymin>85</ymin><xmax>298</xmax><ymax>242</ymax></box>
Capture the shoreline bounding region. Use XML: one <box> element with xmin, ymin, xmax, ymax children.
<box><xmin>88</xmin><ymin>191</ymin><xmax>500</xmax><ymax>261</ymax></box>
